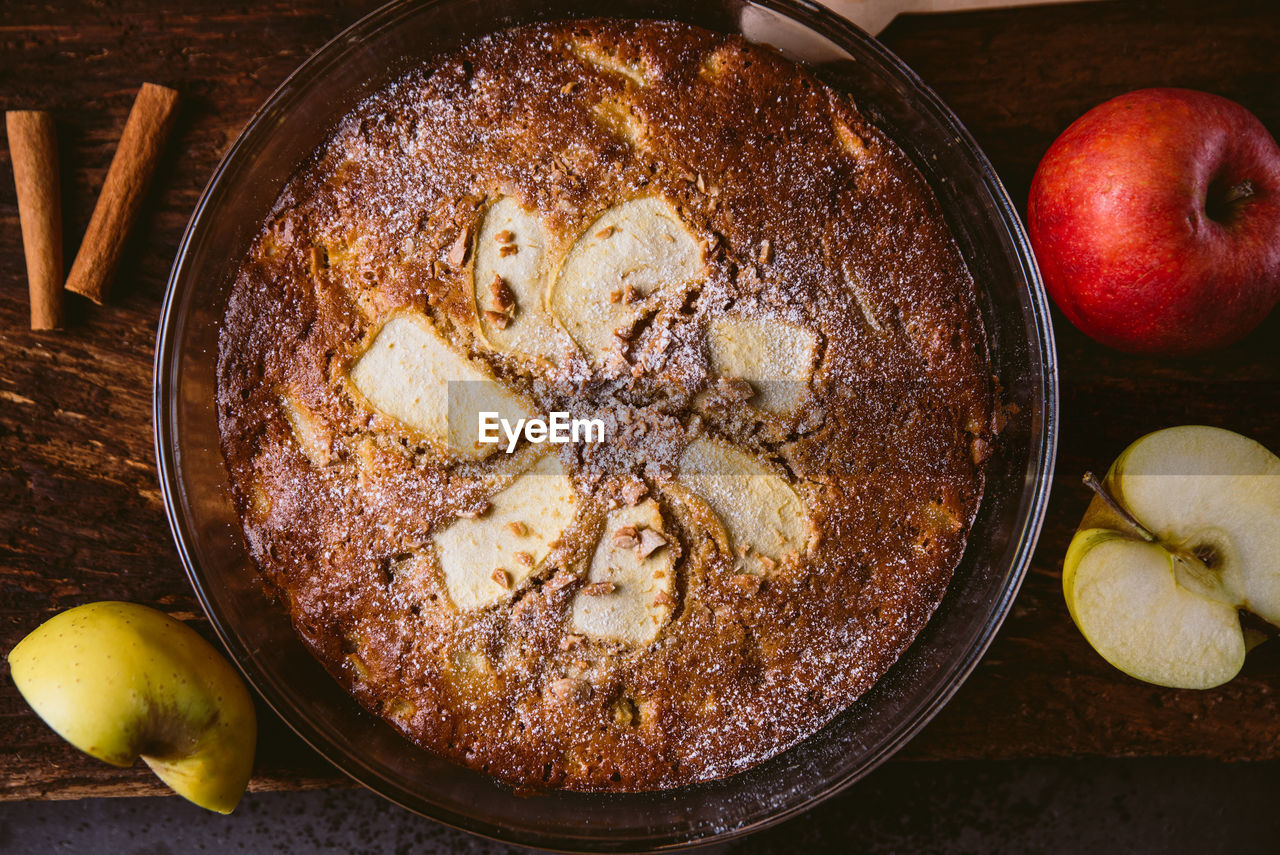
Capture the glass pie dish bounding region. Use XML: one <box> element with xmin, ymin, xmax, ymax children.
<box><xmin>154</xmin><ymin>0</ymin><xmax>1058</xmax><ymax>849</ymax></box>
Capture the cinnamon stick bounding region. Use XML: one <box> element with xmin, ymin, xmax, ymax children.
<box><xmin>65</xmin><ymin>83</ymin><xmax>179</xmax><ymax>305</ymax></box>
<box><xmin>6</xmin><ymin>111</ymin><xmax>63</xmax><ymax>329</ymax></box>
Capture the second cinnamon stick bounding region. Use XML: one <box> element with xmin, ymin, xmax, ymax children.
<box><xmin>65</xmin><ymin>82</ymin><xmax>179</xmax><ymax>305</ymax></box>
<box><xmin>6</xmin><ymin>111</ymin><xmax>63</xmax><ymax>329</ymax></box>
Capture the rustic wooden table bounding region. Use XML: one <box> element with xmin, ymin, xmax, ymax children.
<box><xmin>2</xmin><ymin>0</ymin><xmax>1278</xmax><ymax>804</ymax></box>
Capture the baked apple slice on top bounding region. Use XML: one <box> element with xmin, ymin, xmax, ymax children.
<box><xmin>673</xmin><ymin>435</ymin><xmax>814</xmax><ymax>578</ymax></box>
<box><xmin>347</xmin><ymin>312</ymin><xmax>529</xmax><ymax>460</ymax></box>
<box><xmin>434</xmin><ymin>452</ymin><xmax>579</xmax><ymax>611</ymax></box>
<box><xmin>570</xmin><ymin>498</ymin><xmax>678</xmax><ymax>647</ymax></box>
<box><xmin>549</xmin><ymin>197</ymin><xmax>703</xmax><ymax>367</ymax></box>
<box><xmin>705</xmin><ymin>312</ymin><xmax>817</xmax><ymax>415</ymax></box>
<box><xmin>472</xmin><ymin>196</ymin><xmax>574</xmax><ymax>362</ymax></box>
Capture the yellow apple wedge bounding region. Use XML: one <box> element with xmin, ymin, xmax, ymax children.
<box><xmin>7</xmin><ymin>601</ymin><xmax>257</xmax><ymax>813</ymax></box>
<box><xmin>1062</xmin><ymin>426</ymin><xmax>1280</xmax><ymax>689</ymax></box>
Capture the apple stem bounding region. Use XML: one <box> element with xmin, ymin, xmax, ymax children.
<box><xmin>1222</xmin><ymin>179</ymin><xmax>1255</xmax><ymax>206</ymax></box>
<box><xmin>1082</xmin><ymin>472</ymin><xmax>1159</xmax><ymax>543</ymax></box>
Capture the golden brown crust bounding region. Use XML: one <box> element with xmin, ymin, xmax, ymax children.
<box><xmin>216</xmin><ymin>19</ymin><xmax>995</xmax><ymax>791</ymax></box>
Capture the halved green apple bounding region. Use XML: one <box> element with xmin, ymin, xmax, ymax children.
<box><xmin>1063</xmin><ymin>425</ymin><xmax>1280</xmax><ymax>689</ymax></box>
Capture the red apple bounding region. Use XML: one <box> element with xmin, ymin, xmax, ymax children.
<box><xmin>1027</xmin><ymin>88</ymin><xmax>1280</xmax><ymax>355</ymax></box>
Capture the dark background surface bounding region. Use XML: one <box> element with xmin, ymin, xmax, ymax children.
<box><xmin>2</xmin><ymin>0</ymin><xmax>1279</xmax><ymax>851</ymax></box>
<box><xmin>4</xmin><ymin>759</ymin><xmax>1280</xmax><ymax>853</ymax></box>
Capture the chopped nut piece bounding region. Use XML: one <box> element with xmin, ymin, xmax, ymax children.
<box><xmin>581</xmin><ymin>581</ymin><xmax>616</xmax><ymax>596</ymax></box>
<box><xmin>506</xmin><ymin>520</ymin><xmax>529</xmax><ymax>537</ymax></box>
<box><xmin>511</xmin><ymin>592</ymin><xmax>538</xmax><ymax>620</ymax></box>
<box><xmin>498</xmin><ymin>243</ymin><xmax>519</xmax><ymax>257</ymax></box>
<box><xmin>696</xmin><ymin>173</ymin><xmax>707</xmax><ymax>193</ymax></box>
<box><xmin>559</xmin><ymin>633</ymin><xmax>584</xmax><ymax>650</ymax></box>
<box><xmin>608</xmin><ymin>289</ymin><xmax>623</xmax><ymax>304</ymax></box>
<box><xmin>758</xmin><ymin>238</ymin><xmax>773</xmax><ymax>264</ymax></box>
<box><xmin>560</xmin><ymin>81</ymin><xmax>579</xmax><ymax>95</ymax></box>
<box><xmin>514</xmin><ymin>551</ymin><xmax>534</xmax><ymax>567</ymax></box>
<box><xmin>489</xmin><ymin>274</ymin><xmax>515</xmax><ymax>312</ymax></box>
<box><xmin>547</xmin><ymin>677</ymin><xmax>590</xmax><ymax>703</ymax></box>
<box><xmin>652</xmin><ymin>589</ymin><xmax>676</xmax><ymax>607</ymax></box>
<box><xmin>720</xmin><ymin>376</ymin><xmax>755</xmax><ymax>401</ymax></box>
<box><xmin>613</xmin><ymin>697</ymin><xmax>639</xmax><ymax>726</ymax></box>
<box><xmin>731</xmin><ymin>573</ymin><xmax>762</xmax><ymax>594</ymax></box>
<box><xmin>621</xmin><ymin>284</ymin><xmax>640</xmax><ymax>304</ymax></box>
<box><xmin>484</xmin><ymin>310</ymin><xmax>512</xmax><ymax>329</ymax></box>
<box><xmin>547</xmin><ymin>571</ymin><xmax>577</xmax><ymax>591</ymax></box>
<box><xmin>636</xmin><ymin>527</ymin><xmax>667</xmax><ymax>559</ymax></box>
<box><xmin>459</xmin><ymin>501</ymin><xmax>491</xmax><ymax>519</ymax></box>
<box><xmin>612</xmin><ymin>525</ymin><xmax>639</xmax><ymax>550</ymax></box>
<box><xmin>620</xmin><ymin>478</ymin><xmax>647</xmax><ymax>506</ymax></box>
<box><xmin>494</xmin><ymin>229</ymin><xmax>515</xmax><ymax>243</ymax></box>
<box><xmin>757</xmin><ymin>553</ymin><xmax>778</xmax><ymax>571</ymax></box>
<box><xmin>446</xmin><ymin>226</ymin><xmax>471</xmax><ymax>268</ymax></box>
<box><xmin>491</xmin><ymin>568</ymin><xmax>512</xmax><ymax>588</ymax></box>
<box><xmin>596</xmin><ymin>225</ymin><xmax>616</xmax><ymax>239</ymax></box>
<box><xmin>734</xmin><ymin>263</ymin><xmax>760</xmax><ymax>287</ymax></box>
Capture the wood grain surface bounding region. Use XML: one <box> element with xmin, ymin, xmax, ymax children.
<box><xmin>2</xmin><ymin>0</ymin><xmax>1278</xmax><ymax>801</ymax></box>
